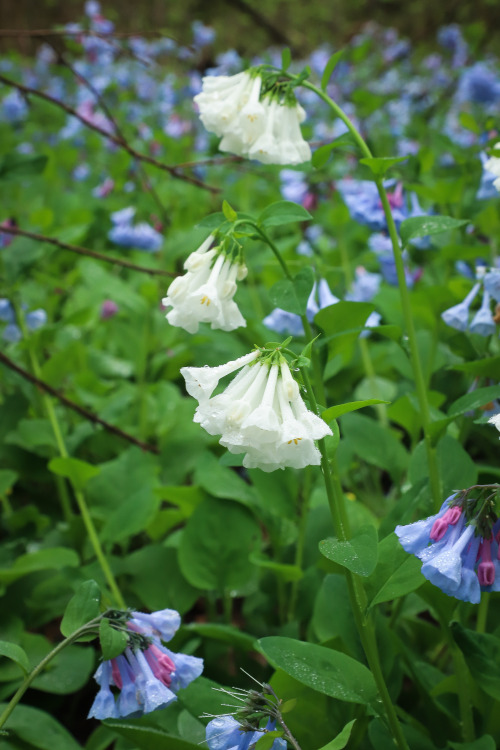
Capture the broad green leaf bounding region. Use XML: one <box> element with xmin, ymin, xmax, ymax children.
<box><xmin>340</xmin><ymin>412</ymin><xmax>408</xmax><ymax>480</ymax></box>
<box><xmin>60</xmin><ymin>580</ymin><xmax>101</xmax><ymax>637</ymax></box>
<box><xmin>312</xmin><ymin>143</ymin><xmax>337</xmax><ymax>169</ymax></box>
<box><xmin>99</xmin><ymin>618</ymin><xmax>127</xmax><ymax>660</ymax></box>
<box><xmin>183</xmin><ymin>623</ymin><xmax>256</xmax><ymax>651</ymax></box>
<box><xmin>0</xmin><ymin>641</ymin><xmax>29</xmax><ymax>674</ymax></box>
<box><xmin>0</xmin><ymin>703</ymin><xmax>83</xmax><ymax>750</ymax></box>
<box><xmin>0</xmin><ymin>470</ymin><xmax>17</xmax><ymax>497</ymax></box>
<box><xmin>281</xmin><ymin>47</ymin><xmax>292</xmax><ymax>70</ymax></box>
<box><xmin>179</xmin><ymin>497</ymin><xmax>260</xmax><ymax>591</ymax></box>
<box><xmin>0</xmin><ymin>547</ymin><xmax>79</xmax><ymax>585</ymax></box>
<box><xmin>48</xmin><ymin>457</ymin><xmax>100</xmax><ymax>491</ymax></box>
<box><xmin>321</xmin><ymin>50</ymin><xmax>344</xmax><ymax>90</ymax></box>
<box><xmin>448</xmin><ymin>738</ymin><xmax>496</xmax><ymax>750</ymax></box>
<box><xmin>104</xmin><ymin>722</ymin><xmax>199</xmax><ymax>750</ymax></box>
<box><xmin>400</xmin><ymin>215</ymin><xmax>468</xmax><ymax>246</ymax></box>
<box><xmin>30</xmin><ymin>641</ymin><xmax>95</xmax><ymax>694</ymax></box>
<box><xmin>255</xmin><ymin>734</ymin><xmax>282</xmax><ymax>750</ymax></box>
<box><xmin>194</xmin><ymin>452</ymin><xmax>258</xmax><ymax>506</ymax></box>
<box><xmin>458</xmin><ymin>111</ymin><xmax>480</xmax><ymax>135</ymax></box>
<box><xmin>0</xmin><ymin>153</ymin><xmax>48</xmax><ymax>180</ymax></box>
<box><xmin>222</xmin><ymin>200</ymin><xmax>237</xmax><ymax>222</ymax></box>
<box><xmin>259</xmin><ymin>637</ymin><xmax>378</xmax><ymax>705</ymax></box>
<box><xmin>195</xmin><ymin>212</ymin><xmax>226</xmax><ymax>229</ymax></box>
<box><xmin>451</xmin><ymin>356</ymin><xmax>500</xmax><ymax>379</ymax></box>
<box><xmin>319</xmin><ymin>525</ymin><xmax>378</xmax><ymax>577</ymax></box>
<box><xmin>322</xmin><ymin>399</ymin><xmax>389</xmax><ymax>423</ymax></box>
<box><xmin>316</xmin><ymin>719</ymin><xmax>356</xmax><ymax>750</ymax></box>
<box><xmin>366</xmin><ymin>533</ymin><xmax>424</xmax><ymax>608</ymax></box>
<box><xmin>269</xmin><ymin>267</ymin><xmax>315</xmax><ymax>316</ymax></box>
<box><xmin>249</xmin><ymin>554</ymin><xmax>303</xmax><ymax>581</ymax></box>
<box><xmin>447</xmin><ymin>385</ymin><xmax>500</xmax><ymax>418</ymax></box>
<box><xmin>258</xmin><ymin>200</ymin><xmax>312</xmax><ymax>227</ymax></box>
<box><xmin>408</xmin><ymin>435</ymin><xmax>477</xmax><ymax>498</ymax></box>
<box><xmin>359</xmin><ymin>156</ymin><xmax>408</xmax><ymax>177</ymax></box>
<box><xmin>451</xmin><ymin>623</ymin><xmax>500</xmax><ymax>701</ymax></box>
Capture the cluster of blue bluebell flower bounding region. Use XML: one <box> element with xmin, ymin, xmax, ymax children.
<box><xmin>88</xmin><ymin>608</ymin><xmax>203</xmax><ymax>719</ymax></box>
<box><xmin>206</xmin><ymin>716</ymin><xmax>286</xmax><ymax>750</ymax></box>
<box><xmin>441</xmin><ymin>266</ymin><xmax>500</xmax><ymax>337</ymax></box>
<box><xmin>396</xmin><ymin>487</ymin><xmax>500</xmax><ymax>603</ymax></box>
<box><xmin>0</xmin><ymin>299</ymin><xmax>47</xmax><ymax>343</ymax></box>
<box><xmin>108</xmin><ymin>206</ymin><xmax>163</xmax><ymax>252</ymax></box>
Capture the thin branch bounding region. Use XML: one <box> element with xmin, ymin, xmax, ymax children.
<box><xmin>0</xmin><ymin>225</ymin><xmax>176</xmax><ymax>277</ymax></box>
<box><xmin>0</xmin><ymin>73</ymin><xmax>220</xmax><ymax>194</ymax></box>
<box><xmin>0</xmin><ymin>351</ymin><xmax>160</xmax><ymax>454</ymax></box>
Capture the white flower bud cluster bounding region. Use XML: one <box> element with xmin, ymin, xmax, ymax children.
<box><xmin>181</xmin><ymin>351</ymin><xmax>332</xmax><ymax>471</ymax></box>
<box><xmin>484</xmin><ymin>143</ymin><xmax>500</xmax><ymax>192</ymax></box>
<box><xmin>162</xmin><ymin>235</ymin><xmax>247</xmax><ymax>334</ymax></box>
<box><xmin>194</xmin><ymin>71</ymin><xmax>311</xmax><ymax>165</ymax></box>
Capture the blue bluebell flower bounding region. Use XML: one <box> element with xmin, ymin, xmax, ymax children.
<box><xmin>2</xmin><ymin>90</ymin><xmax>28</xmax><ymax>123</ymax></box>
<box><xmin>263</xmin><ymin>280</ymin><xmax>339</xmax><ymax>336</ymax></box>
<box><xmin>441</xmin><ymin>282</ymin><xmax>481</xmax><ymax>331</ymax></box>
<box><xmin>192</xmin><ymin>21</ymin><xmax>216</xmax><ymax>48</ymax></box>
<box><xmin>457</xmin><ymin>63</ymin><xmax>500</xmax><ymax>106</ymax></box>
<box><xmin>437</xmin><ymin>24</ymin><xmax>468</xmax><ymax>68</ymax></box>
<box><xmin>109</xmin><ymin>219</ymin><xmax>163</xmax><ymax>252</ymax></box>
<box><xmin>483</xmin><ymin>270</ymin><xmax>500</xmax><ymax>302</ymax></box>
<box><xmin>206</xmin><ymin>716</ymin><xmax>287</xmax><ymax>750</ymax></box>
<box><xmin>469</xmin><ymin>290</ymin><xmax>495</xmax><ymax>336</ymax></box>
<box><xmin>88</xmin><ymin>608</ymin><xmax>203</xmax><ymax>720</ymax></box>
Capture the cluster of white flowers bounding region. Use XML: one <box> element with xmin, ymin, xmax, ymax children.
<box><xmin>194</xmin><ymin>71</ymin><xmax>311</xmax><ymax>165</ymax></box>
<box><xmin>484</xmin><ymin>143</ymin><xmax>500</xmax><ymax>192</ymax></box>
<box><xmin>181</xmin><ymin>350</ymin><xmax>332</xmax><ymax>472</ymax></box>
<box><xmin>162</xmin><ymin>235</ymin><xmax>247</xmax><ymax>334</ymax></box>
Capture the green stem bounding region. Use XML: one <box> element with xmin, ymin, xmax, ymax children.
<box><xmin>442</xmin><ymin>622</ymin><xmax>475</xmax><ymax>742</ymax></box>
<box><xmin>300</xmin><ymin>79</ymin><xmax>442</xmax><ymax>510</ymax></box>
<box><xmin>301</xmin><ymin>367</ymin><xmax>410</xmax><ymax>750</ymax></box>
<box><xmin>476</xmin><ymin>593</ymin><xmax>490</xmax><ymax>633</ymax></box>
<box><xmin>13</xmin><ymin>305</ymin><xmax>125</xmax><ymax>609</ymax></box>
<box><xmin>0</xmin><ymin>619</ymin><xmax>101</xmax><ymax>731</ymax></box>
<box><xmin>288</xmin><ymin>467</ymin><xmax>312</xmax><ymax>622</ymax></box>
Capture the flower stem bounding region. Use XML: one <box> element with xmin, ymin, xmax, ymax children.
<box><xmin>288</xmin><ymin>467</ymin><xmax>312</xmax><ymax>622</ymax></box>
<box><xmin>300</xmin><ymin>79</ymin><xmax>442</xmax><ymax>511</ymax></box>
<box><xmin>13</xmin><ymin>304</ymin><xmax>126</xmax><ymax>609</ymax></box>
<box><xmin>476</xmin><ymin>592</ymin><xmax>490</xmax><ymax>633</ymax></box>
<box><xmin>0</xmin><ymin>619</ymin><xmax>101</xmax><ymax>731</ymax></box>
<box><xmin>301</xmin><ymin>367</ymin><xmax>410</xmax><ymax>750</ymax></box>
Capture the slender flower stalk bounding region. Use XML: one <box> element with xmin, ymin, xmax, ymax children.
<box><xmin>13</xmin><ymin>303</ymin><xmax>125</xmax><ymax>609</ymax></box>
<box><xmin>297</xmin><ymin>77</ymin><xmax>442</xmax><ymax>510</ymax></box>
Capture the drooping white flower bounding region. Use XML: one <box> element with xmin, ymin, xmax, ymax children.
<box><xmin>194</xmin><ymin>70</ymin><xmax>311</xmax><ymax>165</ymax></box>
<box><xmin>162</xmin><ymin>236</ymin><xmax>247</xmax><ymax>334</ymax></box>
<box><xmin>182</xmin><ymin>352</ymin><xmax>332</xmax><ymax>472</ymax></box>
<box><xmin>484</xmin><ymin>143</ymin><xmax>500</xmax><ymax>192</ymax></box>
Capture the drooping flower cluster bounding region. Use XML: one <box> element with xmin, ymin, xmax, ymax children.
<box><xmin>0</xmin><ymin>299</ymin><xmax>47</xmax><ymax>343</ymax></box>
<box><xmin>441</xmin><ymin>266</ymin><xmax>500</xmax><ymax>337</ymax></box>
<box><xmin>395</xmin><ymin>489</ymin><xmax>500</xmax><ymax>603</ymax></box>
<box><xmin>194</xmin><ymin>70</ymin><xmax>311</xmax><ymax>165</ymax></box>
<box><xmin>88</xmin><ymin>608</ymin><xmax>203</xmax><ymax>719</ymax></box>
<box><xmin>162</xmin><ymin>234</ymin><xmax>247</xmax><ymax>334</ymax></box>
<box><xmin>206</xmin><ymin>716</ymin><xmax>286</xmax><ymax>750</ymax></box>
<box><xmin>181</xmin><ymin>348</ymin><xmax>332</xmax><ymax>472</ymax></box>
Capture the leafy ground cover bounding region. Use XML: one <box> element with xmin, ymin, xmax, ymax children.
<box><xmin>1</xmin><ymin>3</ymin><xmax>500</xmax><ymax>750</ymax></box>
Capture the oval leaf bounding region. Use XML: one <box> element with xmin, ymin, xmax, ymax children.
<box><xmin>0</xmin><ymin>641</ymin><xmax>30</xmax><ymax>674</ymax></box>
<box><xmin>400</xmin><ymin>215</ymin><xmax>468</xmax><ymax>246</ymax></box>
<box><xmin>322</xmin><ymin>399</ymin><xmax>390</xmax><ymax>423</ymax></box>
<box><xmin>321</xmin><ymin>50</ymin><xmax>343</xmax><ymax>90</ymax></box>
<box><xmin>319</xmin><ymin>525</ymin><xmax>378</xmax><ymax>577</ymax></box>
<box><xmin>269</xmin><ymin>267</ymin><xmax>315</xmax><ymax>316</ymax></box>
<box><xmin>48</xmin><ymin>457</ymin><xmax>100</xmax><ymax>491</ymax></box>
<box><xmin>61</xmin><ymin>580</ymin><xmax>101</xmax><ymax>637</ymax></box>
<box><xmin>259</xmin><ymin>636</ymin><xmax>378</xmax><ymax>705</ymax></box>
<box><xmin>258</xmin><ymin>201</ymin><xmax>312</xmax><ymax>228</ymax></box>
<box><xmin>99</xmin><ymin>618</ymin><xmax>128</xmax><ymax>660</ymax></box>
<box><xmin>359</xmin><ymin>156</ymin><xmax>408</xmax><ymax>177</ymax></box>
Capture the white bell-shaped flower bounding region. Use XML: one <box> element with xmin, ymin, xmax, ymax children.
<box><xmin>162</xmin><ymin>236</ymin><xmax>247</xmax><ymax>334</ymax></box>
<box><xmin>484</xmin><ymin>143</ymin><xmax>500</xmax><ymax>192</ymax></box>
<box><xmin>194</xmin><ymin>71</ymin><xmax>256</xmax><ymax>138</ymax></box>
<box><xmin>180</xmin><ymin>350</ymin><xmax>260</xmax><ymax>402</ymax></box>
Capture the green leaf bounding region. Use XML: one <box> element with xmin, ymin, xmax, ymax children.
<box><xmin>281</xmin><ymin>47</ymin><xmax>292</xmax><ymax>70</ymax></box>
<box><xmin>104</xmin><ymin>722</ymin><xmax>199</xmax><ymax>750</ymax></box>
<box><xmin>179</xmin><ymin>497</ymin><xmax>260</xmax><ymax>591</ymax></box>
<box><xmin>30</xmin><ymin>642</ymin><xmax>95</xmax><ymax>694</ymax></box>
<box><xmin>448</xmin><ymin>738</ymin><xmax>496</xmax><ymax>750</ymax></box>
<box><xmin>451</xmin><ymin>356</ymin><xmax>500</xmax><ymax>379</ymax></box>
<box><xmin>0</xmin><ymin>641</ymin><xmax>29</xmax><ymax>674</ymax></box>
<box><xmin>60</xmin><ymin>580</ymin><xmax>101</xmax><ymax>637</ymax></box>
<box><xmin>312</xmin><ymin>143</ymin><xmax>337</xmax><ymax>169</ymax></box>
<box><xmin>400</xmin><ymin>215</ymin><xmax>468</xmax><ymax>246</ymax></box>
<box><xmin>259</xmin><ymin>637</ymin><xmax>378</xmax><ymax>705</ymax></box>
<box><xmin>447</xmin><ymin>385</ymin><xmax>500</xmax><ymax>418</ymax></box>
<box><xmin>99</xmin><ymin>618</ymin><xmax>127</xmax><ymax>660</ymax></box>
<box><xmin>340</xmin><ymin>412</ymin><xmax>408</xmax><ymax>480</ymax></box>
<box><xmin>451</xmin><ymin>623</ymin><xmax>500</xmax><ymax>701</ymax></box>
<box><xmin>183</xmin><ymin>623</ymin><xmax>256</xmax><ymax>651</ymax></box>
<box><xmin>249</xmin><ymin>554</ymin><xmax>304</xmax><ymax>581</ymax></box>
<box><xmin>458</xmin><ymin>111</ymin><xmax>480</xmax><ymax>135</ymax></box>
<box><xmin>222</xmin><ymin>200</ymin><xmax>237</xmax><ymax>222</ymax></box>
<box><xmin>321</xmin><ymin>50</ymin><xmax>344</xmax><ymax>90</ymax></box>
<box><xmin>319</xmin><ymin>525</ymin><xmax>378</xmax><ymax>576</ymax></box>
<box><xmin>280</xmin><ymin>698</ymin><xmax>297</xmax><ymax>714</ymax></box>
<box><xmin>269</xmin><ymin>266</ymin><xmax>315</xmax><ymax>316</ymax></box>
<box><xmin>255</xmin><ymin>735</ymin><xmax>277</xmax><ymax>750</ymax></box>
<box><xmin>0</xmin><ymin>703</ymin><xmax>83</xmax><ymax>750</ymax></box>
<box><xmin>366</xmin><ymin>533</ymin><xmax>424</xmax><ymax>608</ymax></box>
<box><xmin>0</xmin><ymin>153</ymin><xmax>48</xmax><ymax>180</ymax></box>
<box><xmin>316</xmin><ymin>719</ymin><xmax>356</xmax><ymax>750</ymax></box>
<box><xmin>359</xmin><ymin>156</ymin><xmax>408</xmax><ymax>177</ymax></box>
<box><xmin>322</xmin><ymin>399</ymin><xmax>389</xmax><ymax>423</ymax></box>
<box><xmin>0</xmin><ymin>547</ymin><xmax>79</xmax><ymax>585</ymax></box>
<box><xmin>258</xmin><ymin>201</ymin><xmax>312</xmax><ymax>228</ymax></box>
<box><xmin>0</xmin><ymin>469</ymin><xmax>17</xmax><ymax>497</ymax></box>
<box><xmin>194</xmin><ymin>452</ymin><xmax>258</xmax><ymax>506</ymax></box>
<box><xmin>48</xmin><ymin>457</ymin><xmax>100</xmax><ymax>492</ymax></box>
<box><xmin>195</xmin><ymin>212</ymin><xmax>226</xmax><ymax>230</ymax></box>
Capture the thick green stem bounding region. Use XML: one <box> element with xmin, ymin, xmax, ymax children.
<box><xmin>288</xmin><ymin>467</ymin><xmax>312</xmax><ymax>622</ymax></box>
<box><xmin>476</xmin><ymin>593</ymin><xmax>490</xmax><ymax>633</ymax></box>
<box><xmin>14</xmin><ymin>305</ymin><xmax>125</xmax><ymax>609</ymax></box>
<box><xmin>300</xmin><ymin>79</ymin><xmax>442</xmax><ymax>510</ymax></box>
<box><xmin>301</xmin><ymin>367</ymin><xmax>410</xmax><ymax>750</ymax></box>
<box><xmin>0</xmin><ymin>619</ymin><xmax>101</xmax><ymax>731</ymax></box>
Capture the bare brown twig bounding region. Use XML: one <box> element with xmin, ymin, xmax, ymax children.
<box><xmin>0</xmin><ymin>351</ymin><xmax>160</xmax><ymax>454</ymax></box>
<box><xmin>0</xmin><ymin>225</ymin><xmax>176</xmax><ymax>277</ymax></box>
<box><xmin>0</xmin><ymin>73</ymin><xmax>220</xmax><ymax>193</ymax></box>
